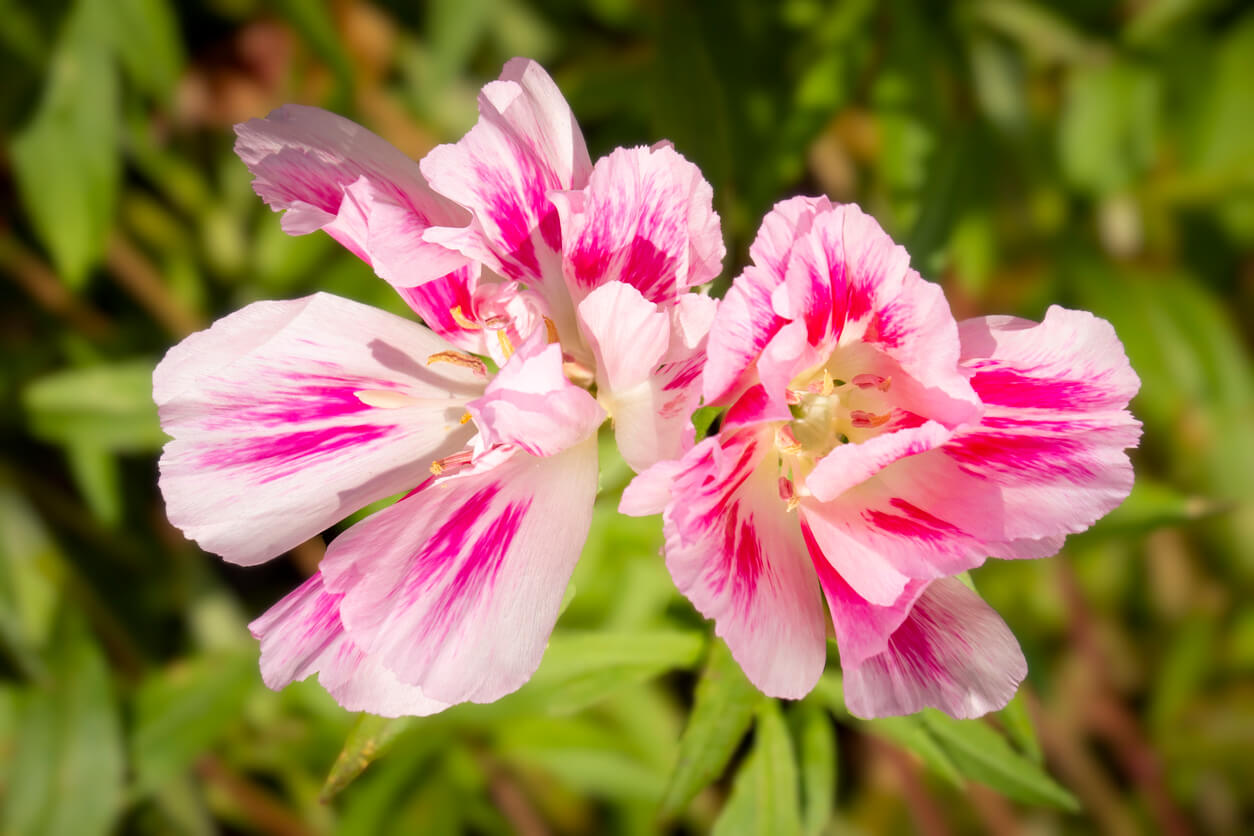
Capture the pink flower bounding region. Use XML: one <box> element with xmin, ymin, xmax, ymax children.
<box><xmin>156</xmin><ymin>60</ymin><xmax>723</xmax><ymax>716</ymax></box>
<box><xmin>623</xmin><ymin>196</ymin><xmax>1141</xmax><ymax>719</ymax></box>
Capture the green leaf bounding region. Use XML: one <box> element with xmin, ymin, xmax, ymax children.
<box><xmin>22</xmin><ymin>359</ymin><xmax>165</xmax><ymax>452</ymax></box>
<box><xmin>105</xmin><ymin>0</ymin><xmax>184</xmax><ymax>100</ymax></box>
<box><xmin>1058</xmin><ymin>60</ymin><xmax>1159</xmax><ymax>195</ymax></box>
<box><xmin>996</xmin><ymin>692</ymin><xmax>1044</xmax><ymax>764</ymax></box>
<box><xmin>712</xmin><ymin>701</ymin><xmax>802</xmax><ymax>836</ymax></box>
<box><xmin>64</xmin><ymin>444</ymin><xmax>122</xmax><ymax>526</ymax></box>
<box><xmin>793</xmin><ymin>703</ymin><xmax>836</xmax><ymax>836</ymax></box>
<box><xmin>921</xmin><ymin>709</ymin><xmax>1079</xmax><ymax>810</ymax></box>
<box><xmin>659</xmin><ymin>638</ymin><xmax>763</xmax><ymax>817</ymax></box>
<box><xmin>861</xmin><ymin>715</ymin><xmax>964</xmax><ymax>789</ymax></box>
<box><xmin>0</xmin><ymin>483</ymin><xmax>63</xmax><ymax>681</ymax></box>
<box><xmin>130</xmin><ymin>651</ymin><xmax>257</xmax><ymax>796</ymax></box>
<box><xmin>3</xmin><ymin>611</ymin><xmax>124</xmax><ymax>836</ymax></box>
<box><xmin>321</xmin><ymin>714</ymin><xmax>416</xmax><ymax>802</ymax></box>
<box><xmin>523</xmin><ymin>630</ymin><xmax>706</xmax><ymax>715</ymax></box>
<box><xmin>9</xmin><ymin>0</ymin><xmax>120</xmax><ymax>287</ymax></box>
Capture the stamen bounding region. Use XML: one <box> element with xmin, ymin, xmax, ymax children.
<box><xmin>821</xmin><ymin>369</ymin><xmax>836</xmax><ymax>397</ymax></box>
<box><xmin>427</xmin><ymin>350</ymin><xmax>488</xmax><ymax>377</ymax></box>
<box><xmin>497</xmin><ymin>330</ymin><xmax>515</xmax><ymax>360</ymax></box>
<box><xmin>450</xmin><ymin>306</ymin><xmax>481</xmax><ymax>330</ymax></box>
<box><xmin>775</xmin><ymin>424</ymin><xmax>802</xmax><ymax>454</ymax></box>
<box><xmin>778</xmin><ymin>476</ymin><xmax>795</xmax><ymax>502</ymax></box>
<box><xmin>785</xmin><ymin>388</ymin><xmax>803</xmax><ymax>405</ymax></box>
<box><xmin>852</xmin><ymin>373</ymin><xmax>891</xmax><ymax>391</ymax></box>
<box><xmin>460</xmin><ymin>411</ymin><xmax>473</xmax><ymax>424</ymax></box>
<box><xmin>544</xmin><ymin>316</ymin><xmax>559</xmax><ymax>344</ymax></box>
<box><xmin>430</xmin><ymin>450</ymin><xmax>474</xmax><ymax>475</ymax></box>
<box><xmin>849</xmin><ymin>410</ymin><xmax>891</xmax><ymax>428</ymax></box>
<box><xmin>355</xmin><ymin>389</ymin><xmax>421</xmax><ymax>408</ymax></box>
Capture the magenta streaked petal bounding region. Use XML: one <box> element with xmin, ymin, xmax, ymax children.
<box><xmin>661</xmin><ymin>433</ymin><xmax>827</xmax><ymax>698</ymax></box>
<box><xmin>319</xmin><ymin>439</ymin><xmax>599</xmax><ymax>704</ymax></box>
<box><xmin>842</xmin><ymin>578</ymin><xmax>1027</xmax><ymax>719</ymax></box>
<box><xmin>553</xmin><ymin>144</ymin><xmax>723</xmax><ymax>305</ymax></box>
<box><xmin>420</xmin><ymin>58</ymin><xmax>591</xmax><ymax>295</ymax></box>
<box><xmin>466</xmin><ymin>340</ymin><xmax>605</xmax><ymax>457</ymax></box>
<box><xmin>234</xmin><ymin>105</ymin><xmax>468</xmax><ymax>286</ymax></box>
<box><xmin>620</xmin><ymin>459</ymin><xmax>683</xmax><ymax>516</ymax></box>
<box><xmin>250</xmin><ymin>573</ymin><xmax>449</xmax><ymax>717</ymax></box>
<box><xmin>155</xmin><ymin>293</ymin><xmax>483</xmax><ymax>566</ymax></box>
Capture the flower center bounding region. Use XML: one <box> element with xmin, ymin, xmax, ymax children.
<box><xmin>773</xmin><ymin>368</ymin><xmax>896</xmax><ymax>508</ymax></box>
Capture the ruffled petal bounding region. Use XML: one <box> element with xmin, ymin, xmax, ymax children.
<box><xmin>420</xmin><ymin>58</ymin><xmax>591</xmax><ymax>294</ymax></box>
<box><xmin>552</xmin><ymin>144</ymin><xmax>723</xmax><ymax>306</ymax></box>
<box><xmin>234</xmin><ymin>105</ymin><xmax>468</xmax><ymax>286</ymax></box>
<box><xmin>250</xmin><ymin>573</ymin><xmax>449</xmax><ymax>717</ymax></box>
<box><xmin>662</xmin><ymin>433</ymin><xmax>827</xmax><ymax>698</ymax></box>
<box><xmin>778</xmin><ymin>203</ymin><xmax>980</xmax><ymax>426</ymax></box>
<box><xmin>842</xmin><ymin>578</ymin><xmax>1027</xmax><ymax>719</ymax></box>
<box><xmin>320</xmin><ymin>440</ymin><xmax>599</xmax><ymax>704</ymax></box>
<box><xmin>155</xmin><ymin>293</ymin><xmax>483</xmax><ymax>565</ymax></box>
<box><xmin>466</xmin><ymin>340</ymin><xmax>605</xmax><ymax>457</ymax></box>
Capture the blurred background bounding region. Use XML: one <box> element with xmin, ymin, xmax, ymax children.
<box><xmin>1</xmin><ymin>0</ymin><xmax>1252</xmax><ymax>833</ymax></box>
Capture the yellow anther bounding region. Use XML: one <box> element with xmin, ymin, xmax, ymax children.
<box><xmin>430</xmin><ymin>460</ymin><xmax>446</xmax><ymax>475</ymax></box>
<box><xmin>450</xmin><ymin>306</ymin><xmax>481</xmax><ymax>330</ymax></box>
<box><xmin>460</xmin><ymin>411</ymin><xmax>473</xmax><ymax>424</ymax></box>
<box><xmin>821</xmin><ymin>369</ymin><xmax>836</xmax><ymax>397</ymax></box>
<box><xmin>544</xmin><ymin>316</ymin><xmax>559</xmax><ymax>344</ymax></box>
<box><xmin>497</xmin><ymin>330</ymin><xmax>515</xmax><ymax>360</ymax></box>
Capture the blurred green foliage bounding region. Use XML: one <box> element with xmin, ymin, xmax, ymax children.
<box><xmin>1</xmin><ymin>0</ymin><xmax>1252</xmax><ymax>833</ymax></box>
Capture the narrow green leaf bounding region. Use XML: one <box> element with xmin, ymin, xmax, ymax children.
<box><xmin>659</xmin><ymin>639</ymin><xmax>763</xmax><ymax>817</ymax></box>
<box><xmin>921</xmin><ymin>709</ymin><xmax>1079</xmax><ymax>810</ymax></box>
<box><xmin>3</xmin><ymin>611</ymin><xmax>124</xmax><ymax>836</ymax></box>
<box><xmin>131</xmin><ymin>651</ymin><xmax>257</xmax><ymax>796</ymax></box>
<box><xmin>712</xmin><ymin>701</ymin><xmax>802</xmax><ymax>836</ymax></box>
<box><xmin>321</xmin><ymin>713</ymin><xmax>416</xmax><ymax>801</ymax></box>
<box><xmin>997</xmin><ymin>692</ymin><xmax>1044</xmax><ymax>764</ymax></box>
<box><xmin>64</xmin><ymin>444</ymin><xmax>122</xmax><ymax>526</ymax></box>
<box><xmin>22</xmin><ymin>359</ymin><xmax>165</xmax><ymax>452</ymax></box>
<box><xmin>9</xmin><ymin>0</ymin><xmax>120</xmax><ymax>287</ymax></box>
<box><xmin>106</xmin><ymin>0</ymin><xmax>184</xmax><ymax>100</ymax></box>
<box><xmin>860</xmin><ymin>715</ymin><xmax>964</xmax><ymax>789</ymax></box>
<box><xmin>523</xmin><ymin>630</ymin><xmax>706</xmax><ymax>715</ymax></box>
<box><xmin>793</xmin><ymin>703</ymin><xmax>836</xmax><ymax>836</ymax></box>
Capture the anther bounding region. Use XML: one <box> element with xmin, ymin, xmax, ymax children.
<box><xmin>849</xmin><ymin>410</ymin><xmax>891</xmax><ymax>428</ymax></box>
<box><xmin>544</xmin><ymin>316</ymin><xmax>559</xmax><ymax>344</ymax></box>
<box><xmin>450</xmin><ymin>306</ymin><xmax>481</xmax><ymax>330</ymax></box>
<box><xmin>427</xmin><ymin>350</ymin><xmax>488</xmax><ymax>377</ymax></box>
<box><xmin>852</xmin><ymin>373</ymin><xmax>891</xmax><ymax>391</ymax></box>
<box><xmin>430</xmin><ymin>450</ymin><xmax>473</xmax><ymax>475</ymax></box>
<box><xmin>497</xmin><ymin>330</ymin><xmax>516</xmax><ymax>360</ymax></box>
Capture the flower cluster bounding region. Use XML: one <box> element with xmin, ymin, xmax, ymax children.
<box><xmin>155</xmin><ymin>60</ymin><xmax>1139</xmax><ymax>719</ymax></box>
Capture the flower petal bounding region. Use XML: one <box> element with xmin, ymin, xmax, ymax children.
<box><xmin>320</xmin><ymin>440</ymin><xmax>599</xmax><ymax>704</ymax></box>
<box><xmin>420</xmin><ymin>58</ymin><xmax>591</xmax><ymax>292</ymax></box>
<box><xmin>466</xmin><ymin>339</ymin><xmax>605</xmax><ymax>457</ymax></box>
<box><xmin>576</xmin><ymin>281</ymin><xmax>670</xmax><ymax>393</ymax></box>
<box><xmin>552</xmin><ymin>144</ymin><xmax>723</xmax><ymax>306</ymax></box>
<box><xmin>250</xmin><ymin>573</ymin><xmax>449</xmax><ymax>717</ymax></box>
<box><xmin>662</xmin><ymin>432</ymin><xmax>827</xmax><ymax>698</ymax></box>
<box><xmin>234</xmin><ymin>104</ymin><xmax>468</xmax><ymax>286</ymax></box>
<box><xmin>842</xmin><ymin>578</ymin><xmax>1027</xmax><ymax>719</ymax></box>
<box><xmin>805</xmin><ymin>420</ymin><xmax>953</xmax><ymax>503</ymax></box>
<box><xmin>155</xmin><ymin>293</ymin><xmax>483</xmax><ymax>565</ymax></box>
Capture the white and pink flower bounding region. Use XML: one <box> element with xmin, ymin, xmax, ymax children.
<box><xmin>156</xmin><ymin>59</ymin><xmax>723</xmax><ymax>715</ymax></box>
<box><xmin>623</xmin><ymin>196</ymin><xmax>1141</xmax><ymax>719</ymax></box>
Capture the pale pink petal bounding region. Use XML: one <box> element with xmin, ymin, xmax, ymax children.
<box><xmin>799</xmin><ymin>510</ymin><xmax>916</xmax><ymax>608</ymax></box>
<box><xmin>805</xmin><ymin>420</ymin><xmax>953</xmax><ymax>503</ymax></box>
<box><xmin>842</xmin><ymin>578</ymin><xmax>1027</xmax><ymax>719</ymax></box>
<box><xmin>250</xmin><ymin>573</ymin><xmax>449</xmax><ymax>717</ymax></box>
<box><xmin>420</xmin><ymin>58</ymin><xmax>591</xmax><ymax>292</ymax></box>
<box><xmin>664</xmin><ymin>293</ymin><xmax>719</xmax><ymax>363</ymax></box>
<box><xmin>235</xmin><ymin>105</ymin><xmax>468</xmax><ymax>286</ymax></box>
<box><xmin>155</xmin><ymin>293</ymin><xmax>484</xmax><ymax>566</ymax></box>
<box><xmin>576</xmin><ymin>281</ymin><xmax>670</xmax><ymax>393</ymax></box>
<box><xmin>661</xmin><ymin>432</ymin><xmax>827</xmax><ymax>698</ymax></box>
<box><xmin>466</xmin><ymin>340</ymin><xmax>605</xmax><ymax>457</ymax></box>
<box><xmin>320</xmin><ymin>440</ymin><xmax>599</xmax><ymax>704</ymax></box>
<box><xmin>552</xmin><ymin>144</ymin><xmax>723</xmax><ymax>306</ymax></box>
<box><xmin>620</xmin><ymin>459</ymin><xmax>683</xmax><ymax>516</ymax></box>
